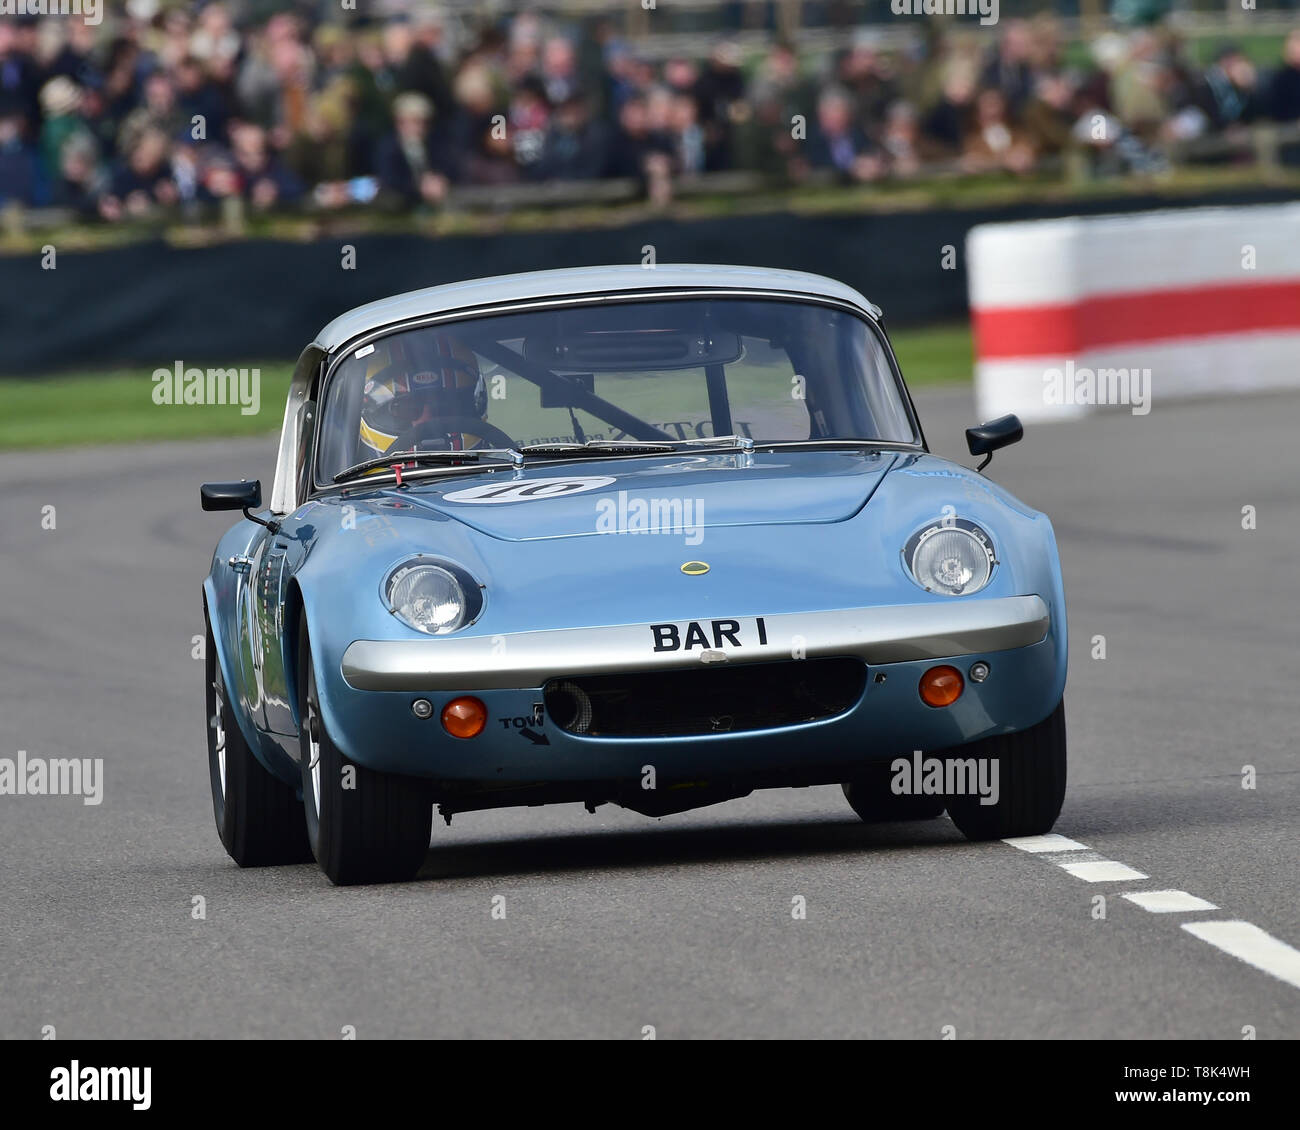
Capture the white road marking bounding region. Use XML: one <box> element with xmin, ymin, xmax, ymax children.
<box><xmin>1002</xmin><ymin>833</ymin><xmax>1089</xmax><ymax>853</ymax></box>
<box><xmin>1182</xmin><ymin>921</ymin><xmax>1300</xmax><ymax>991</ymax></box>
<box><xmin>1001</xmin><ymin>833</ymin><xmax>1300</xmax><ymax>994</ymax></box>
<box><xmin>1123</xmin><ymin>890</ymin><xmax>1218</xmax><ymax>913</ymax></box>
<box><xmin>1058</xmin><ymin>860</ymin><xmax>1148</xmax><ymax>882</ymax></box>
<box><xmin>1039</xmin><ymin>849</ymin><xmax>1105</xmax><ymax>865</ymax></box>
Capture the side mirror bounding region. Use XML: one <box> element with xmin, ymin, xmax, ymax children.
<box><xmin>201</xmin><ymin>479</ymin><xmax>280</xmax><ymax>532</ymax></box>
<box><xmin>201</xmin><ymin>480</ymin><xmax>262</xmax><ymax>511</ymax></box>
<box><xmin>965</xmin><ymin>414</ymin><xmax>1023</xmax><ymax>472</ymax></box>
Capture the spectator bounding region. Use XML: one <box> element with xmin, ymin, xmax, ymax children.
<box><xmin>267</xmin><ymin>33</ymin><xmax>316</xmax><ymax>149</ymax></box>
<box><xmin>669</xmin><ymin>92</ymin><xmax>706</xmax><ymax>176</ymax></box>
<box><xmin>750</xmin><ymin>39</ymin><xmax>812</xmax><ymax>127</ymax></box>
<box><xmin>228</xmin><ymin>121</ymin><xmax>302</xmax><ymax>211</ymax></box>
<box><xmin>1110</xmin><ymin>31</ymin><xmax>1172</xmax><ymax>141</ymax></box>
<box><xmin>601</xmin><ymin>44</ymin><xmax>641</xmax><ymax>114</ymax></box>
<box><xmin>1192</xmin><ymin>44</ymin><xmax>1261</xmax><ymax>132</ymax></box>
<box><xmin>0</xmin><ymin>110</ymin><xmax>42</xmax><ymax>206</ymax></box>
<box><xmin>695</xmin><ymin>41</ymin><xmax>745</xmax><ymax>171</ymax></box>
<box><xmin>196</xmin><ymin>149</ymin><xmax>241</xmax><ymax>205</ymax></box>
<box><xmin>537</xmin><ymin>93</ymin><xmax>608</xmax><ymax>181</ymax></box>
<box><xmin>100</xmin><ymin>127</ymin><xmax>177</xmax><ymax>220</ymax></box>
<box><xmin>1268</xmin><ymin>30</ymin><xmax>1300</xmax><ymax>123</ymax></box>
<box><xmin>508</xmin><ymin>77</ymin><xmax>550</xmax><ymax>177</ymax></box>
<box><xmin>375</xmin><ymin>91</ymin><xmax>455</xmax><ymax>208</ymax></box>
<box><xmin>1021</xmin><ymin>73</ymin><xmax>1076</xmax><ymax>159</ymax></box>
<box><xmin>505</xmin><ymin>13</ymin><xmax>543</xmax><ymax>88</ymax></box>
<box><xmin>50</xmin><ymin>131</ymin><xmax>107</xmax><ymax>216</ymax></box>
<box><xmin>923</xmin><ymin>61</ymin><xmax>979</xmax><ymax>157</ymax></box>
<box><xmin>346</xmin><ymin>31</ymin><xmax>393</xmax><ymax>173</ymax></box>
<box><xmin>0</xmin><ymin>20</ymin><xmax>43</xmax><ymax>126</ymax></box>
<box><xmin>463</xmin><ymin>122</ymin><xmax>522</xmax><ymax>187</ymax></box>
<box><xmin>1071</xmin><ymin>85</ymin><xmax>1166</xmax><ymax>175</ymax></box>
<box><xmin>119</xmin><ymin>71</ymin><xmax>185</xmax><ymax>153</ymax></box>
<box><xmin>285</xmin><ymin>93</ymin><xmax>351</xmax><ymax>195</ymax></box>
<box><xmin>540</xmin><ymin>36</ymin><xmax>582</xmax><ymax>106</ymax></box>
<box><xmin>880</xmin><ymin>100</ymin><xmax>945</xmax><ymax>176</ymax></box>
<box><xmin>190</xmin><ymin>3</ymin><xmax>241</xmax><ymax>73</ymax></box>
<box><xmin>807</xmin><ymin>87</ymin><xmax>884</xmax><ymax>182</ymax></box>
<box><xmin>606</xmin><ymin>93</ymin><xmax>670</xmax><ymax>180</ymax></box>
<box><xmin>156</xmin><ymin>8</ymin><xmax>194</xmax><ymax>75</ymax></box>
<box><xmin>383</xmin><ymin>16</ymin><xmax>453</xmax><ymax>124</ymax></box>
<box><xmin>962</xmin><ymin>88</ymin><xmax>1036</xmax><ymax>175</ymax></box>
<box><xmin>980</xmin><ymin>20</ymin><xmax>1036</xmax><ymax>115</ymax></box>
<box><xmin>97</xmin><ymin>38</ymin><xmax>144</xmax><ymax>156</ymax></box>
<box><xmin>175</xmin><ymin>56</ymin><xmax>230</xmax><ymax>146</ymax></box>
<box><xmin>448</xmin><ymin>63</ymin><xmax>500</xmax><ymax>160</ymax></box>
<box><xmin>836</xmin><ymin>35</ymin><xmax>900</xmax><ymax>137</ymax></box>
<box><xmin>46</xmin><ymin>21</ymin><xmax>103</xmax><ymax>93</ymax></box>
<box><xmin>734</xmin><ymin>91</ymin><xmax>801</xmax><ymax>179</ymax></box>
<box><xmin>38</xmin><ymin>77</ymin><xmax>88</xmax><ymax>183</ymax></box>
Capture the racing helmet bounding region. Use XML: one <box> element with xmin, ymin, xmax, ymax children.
<box><xmin>358</xmin><ymin>331</ymin><xmax>487</xmax><ymax>457</ymax></box>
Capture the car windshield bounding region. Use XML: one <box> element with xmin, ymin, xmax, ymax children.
<box><xmin>315</xmin><ymin>296</ymin><xmax>918</xmax><ymax>484</ymax></box>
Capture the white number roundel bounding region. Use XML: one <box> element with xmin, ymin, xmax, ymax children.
<box><xmin>441</xmin><ymin>476</ymin><xmax>616</xmax><ymax>504</ymax></box>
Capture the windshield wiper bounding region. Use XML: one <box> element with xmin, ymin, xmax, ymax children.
<box><xmin>757</xmin><ymin>438</ymin><xmax>915</xmax><ymax>451</ymax></box>
<box><xmin>516</xmin><ymin>440</ymin><xmax>676</xmax><ymax>458</ymax></box>
<box><xmin>667</xmin><ymin>434</ymin><xmax>751</xmax><ymax>452</ymax></box>
<box><xmin>333</xmin><ymin>448</ymin><xmax>516</xmax><ymax>484</ymax></box>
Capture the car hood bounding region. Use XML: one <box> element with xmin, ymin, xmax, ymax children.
<box><xmin>389</xmin><ymin>450</ymin><xmax>901</xmax><ymax>542</ymax></box>
<box><xmin>285</xmin><ymin>447</ymin><xmax>1060</xmax><ymax>646</ymax></box>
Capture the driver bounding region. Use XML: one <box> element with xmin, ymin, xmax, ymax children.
<box><xmin>358</xmin><ymin>330</ymin><xmax>490</xmax><ymax>458</ymax></box>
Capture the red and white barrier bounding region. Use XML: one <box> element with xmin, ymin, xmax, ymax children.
<box><xmin>967</xmin><ymin>204</ymin><xmax>1300</xmax><ymax>422</ymax></box>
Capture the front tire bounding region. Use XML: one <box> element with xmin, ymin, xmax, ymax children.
<box><xmin>205</xmin><ymin>615</ymin><xmax>312</xmax><ymax>867</ymax></box>
<box><xmin>298</xmin><ymin>622</ymin><xmax>432</xmax><ymax>885</ymax></box>
<box><xmin>944</xmin><ymin>699</ymin><xmax>1067</xmax><ymax>841</ymax></box>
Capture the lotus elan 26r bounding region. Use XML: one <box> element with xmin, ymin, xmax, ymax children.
<box><xmin>201</xmin><ymin>265</ymin><xmax>1067</xmax><ymax>885</ymax></box>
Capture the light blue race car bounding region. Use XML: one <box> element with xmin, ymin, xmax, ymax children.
<box><xmin>201</xmin><ymin>265</ymin><xmax>1067</xmax><ymax>885</ymax></box>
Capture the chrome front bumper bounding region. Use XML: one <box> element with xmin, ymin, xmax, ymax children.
<box><xmin>340</xmin><ymin>595</ymin><xmax>1050</xmax><ymax>692</ymax></box>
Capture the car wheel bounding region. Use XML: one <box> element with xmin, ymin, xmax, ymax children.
<box><xmin>944</xmin><ymin>699</ymin><xmax>1067</xmax><ymax>841</ymax></box>
<box><xmin>298</xmin><ymin>620</ymin><xmax>432</xmax><ymax>885</ymax></box>
<box><xmin>205</xmin><ymin>615</ymin><xmax>312</xmax><ymax>866</ymax></box>
<box><xmin>842</xmin><ymin>761</ymin><xmax>946</xmax><ymax>822</ymax></box>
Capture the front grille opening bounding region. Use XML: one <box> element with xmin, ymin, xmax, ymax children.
<box><xmin>544</xmin><ymin>658</ymin><xmax>866</xmax><ymax>738</ymax></box>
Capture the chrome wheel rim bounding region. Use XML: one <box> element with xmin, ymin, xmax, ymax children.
<box><xmin>306</xmin><ymin>699</ymin><xmax>321</xmax><ymax>819</ymax></box>
<box><xmin>211</xmin><ymin>680</ymin><xmax>227</xmax><ymax>799</ymax></box>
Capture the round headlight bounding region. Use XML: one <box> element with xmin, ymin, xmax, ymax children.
<box><xmin>386</xmin><ymin>562</ymin><xmax>467</xmax><ymax>634</ymax></box>
<box><xmin>905</xmin><ymin>519</ymin><xmax>995</xmax><ymax>596</ymax></box>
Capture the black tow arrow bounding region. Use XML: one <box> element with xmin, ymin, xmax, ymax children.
<box><xmin>518</xmin><ymin>727</ymin><xmax>550</xmax><ymax>745</ymax></box>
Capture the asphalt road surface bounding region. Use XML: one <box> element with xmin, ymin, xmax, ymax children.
<box><xmin>1</xmin><ymin>387</ymin><xmax>1297</xmax><ymax>1039</ymax></box>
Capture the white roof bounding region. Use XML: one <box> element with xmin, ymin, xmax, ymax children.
<box><xmin>314</xmin><ymin>264</ymin><xmax>882</xmax><ymax>351</ymax></box>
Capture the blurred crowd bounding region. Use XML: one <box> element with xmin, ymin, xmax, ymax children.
<box><xmin>1</xmin><ymin>3</ymin><xmax>1299</xmax><ymax>222</ymax></box>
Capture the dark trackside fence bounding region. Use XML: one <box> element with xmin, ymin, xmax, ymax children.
<box><xmin>4</xmin><ymin>185</ymin><xmax>1295</xmax><ymax>376</ymax></box>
